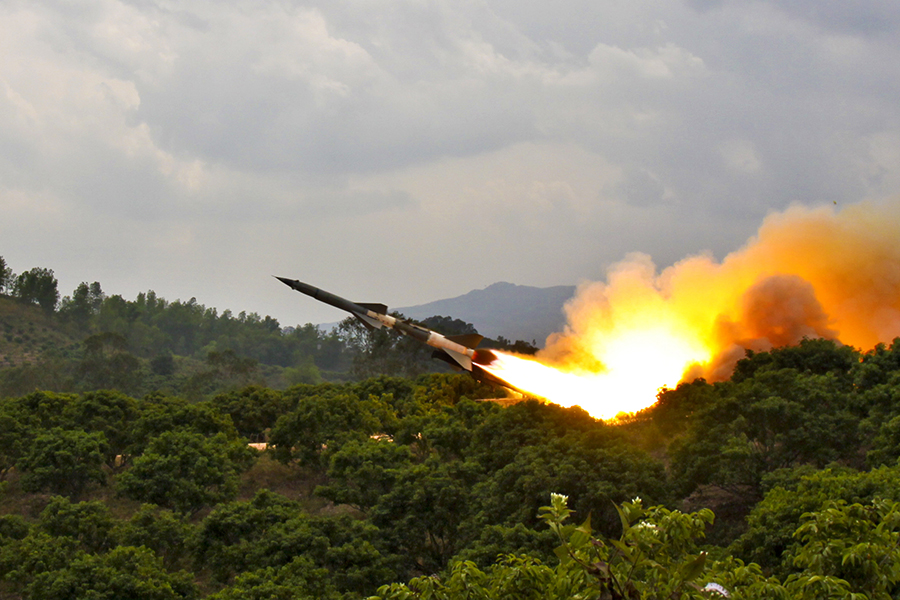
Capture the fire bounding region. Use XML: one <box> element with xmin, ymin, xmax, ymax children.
<box><xmin>480</xmin><ymin>199</ymin><xmax>900</xmax><ymax>420</ymax></box>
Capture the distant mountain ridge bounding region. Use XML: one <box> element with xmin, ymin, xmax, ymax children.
<box><xmin>396</xmin><ymin>282</ymin><xmax>576</xmax><ymax>347</ymax></box>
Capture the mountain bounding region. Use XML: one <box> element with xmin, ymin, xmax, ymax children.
<box><xmin>396</xmin><ymin>282</ymin><xmax>576</xmax><ymax>347</ymax></box>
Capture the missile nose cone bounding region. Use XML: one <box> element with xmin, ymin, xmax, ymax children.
<box><xmin>275</xmin><ymin>276</ymin><xmax>297</xmax><ymax>289</ymax></box>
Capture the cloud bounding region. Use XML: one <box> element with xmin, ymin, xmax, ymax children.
<box><xmin>0</xmin><ymin>0</ymin><xmax>899</xmax><ymax>330</ymax></box>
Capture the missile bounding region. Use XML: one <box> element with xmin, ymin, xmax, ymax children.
<box><xmin>275</xmin><ymin>276</ymin><xmax>506</xmax><ymax>384</ymax></box>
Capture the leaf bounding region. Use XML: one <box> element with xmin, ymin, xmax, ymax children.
<box><xmin>677</xmin><ymin>552</ymin><xmax>707</xmax><ymax>583</ymax></box>
<box><xmin>554</xmin><ymin>544</ymin><xmax>572</xmax><ymax>565</ymax></box>
<box><xmin>614</xmin><ymin>502</ymin><xmax>630</xmax><ymax>536</ymax></box>
<box><xmin>577</xmin><ymin>513</ymin><xmax>592</xmax><ymax>534</ymax></box>
<box><xmin>609</xmin><ymin>539</ymin><xmax>634</xmax><ymax>561</ymax></box>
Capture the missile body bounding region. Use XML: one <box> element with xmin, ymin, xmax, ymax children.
<box><xmin>276</xmin><ymin>277</ymin><xmax>499</xmax><ymax>377</ymax></box>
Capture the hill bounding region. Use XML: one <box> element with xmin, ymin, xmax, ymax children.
<box><xmin>396</xmin><ymin>281</ymin><xmax>575</xmax><ymax>346</ymax></box>
<box><xmin>0</xmin><ymin>296</ymin><xmax>80</xmax><ymax>368</ymax></box>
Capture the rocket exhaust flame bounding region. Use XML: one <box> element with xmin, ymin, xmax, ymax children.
<box><xmin>479</xmin><ymin>199</ymin><xmax>900</xmax><ymax>420</ymax></box>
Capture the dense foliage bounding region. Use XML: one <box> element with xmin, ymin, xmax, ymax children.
<box><xmin>0</xmin><ymin>335</ymin><xmax>898</xmax><ymax>597</ymax></box>
<box><xmin>3</xmin><ymin>257</ymin><xmax>900</xmax><ymax>598</ymax></box>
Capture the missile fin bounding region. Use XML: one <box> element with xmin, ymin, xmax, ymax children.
<box><xmin>432</xmin><ymin>350</ymin><xmax>464</xmax><ymax>371</ymax></box>
<box><xmin>447</xmin><ymin>333</ymin><xmax>484</xmax><ymax>349</ymax></box>
<box><xmin>353</xmin><ymin>313</ymin><xmax>383</xmax><ymax>330</ymax></box>
<box><xmin>442</xmin><ymin>348</ymin><xmax>473</xmax><ymax>371</ymax></box>
<box><xmin>357</xmin><ymin>303</ymin><xmax>388</xmax><ymax>314</ymax></box>
<box><xmin>472</xmin><ymin>364</ymin><xmax>520</xmax><ymax>390</ymax></box>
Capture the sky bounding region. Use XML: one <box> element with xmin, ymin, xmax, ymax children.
<box><xmin>2</xmin><ymin>0</ymin><xmax>900</xmax><ymax>328</ymax></box>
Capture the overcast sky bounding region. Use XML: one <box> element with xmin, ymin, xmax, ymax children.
<box><xmin>2</xmin><ymin>0</ymin><xmax>899</xmax><ymax>327</ymax></box>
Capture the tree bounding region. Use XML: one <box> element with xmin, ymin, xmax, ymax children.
<box><xmin>315</xmin><ymin>438</ymin><xmax>413</xmax><ymax>512</ymax></box>
<box><xmin>195</xmin><ymin>490</ymin><xmax>401</xmax><ymax>593</ymax></box>
<box><xmin>27</xmin><ymin>546</ymin><xmax>198</xmax><ymax>600</ymax></box>
<box><xmin>371</xmin><ymin>495</ymin><xmax>773</xmax><ymax>600</ymax></box>
<box><xmin>268</xmin><ymin>390</ymin><xmax>386</xmax><ymax>467</ymax></box>
<box><xmin>12</xmin><ymin>267</ymin><xmax>60</xmax><ymax>312</ymax></box>
<box><xmin>37</xmin><ymin>496</ymin><xmax>116</xmax><ymax>554</ymax></box>
<box><xmin>130</xmin><ymin>394</ymin><xmax>239</xmax><ymax>455</ymax></box>
<box><xmin>785</xmin><ymin>499</ymin><xmax>900</xmax><ymax>599</ymax></box>
<box><xmin>149</xmin><ymin>353</ymin><xmax>176</xmax><ymax>376</ymax></box>
<box><xmin>729</xmin><ymin>463</ymin><xmax>900</xmax><ymax>578</ymax></box>
<box><xmin>117</xmin><ymin>430</ymin><xmax>255</xmax><ymax>514</ymax></box>
<box><xmin>470</xmin><ymin>434</ymin><xmax>670</xmax><ymax>537</ymax></box>
<box><xmin>282</xmin><ymin>355</ymin><xmax>323</xmax><ymax>387</ymax></box>
<box><xmin>193</xmin><ymin>490</ymin><xmax>304</xmax><ymax>581</ymax></box>
<box><xmin>58</xmin><ymin>281</ymin><xmax>104</xmax><ymax>326</ymax></box>
<box><xmin>65</xmin><ymin>389</ymin><xmax>140</xmax><ymax>469</ymax></box>
<box><xmin>0</xmin><ymin>407</ymin><xmax>28</xmax><ymax>481</ymax></box>
<box><xmin>210</xmin><ymin>386</ymin><xmax>291</xmax><ymax>440</ymax></box>
<box><xmin>116</xmin><ymin>505</ymin><xmax>194</xmax><ymax>570</ymax></box>
<box><xmin>369</xmin><ymin>459</ymin><xmax>478</xmax><ymax>573</ymax></box>
<box><xmin>77</xmin><ymin>332</ymin><xmax>144</xmax><ymax>393</ymax></box>
<box><xmin>206</xmin><ymin>556</ymin><xmax>339</xmax><ymax>600</ymax></box>
<box><xmin>0</xmin><ymin>532</ymin><xmax>82</xmax><ymax>597</ymax></box>
<box><xmin>732</xmin><ymin>338</ymin><xmax>859</xmax><ymax>382</ymax></box>
<box><xmin>866</xmin><ymin>413</ymin><xmax>900</xmax><ymax>467</ymax></box>
<box><xmin>16</xmin><ymin>428</ymin><xmax>107</xmax><ymax>498</ymax></box>
<box><xmin>669</xmin><ymin>368</ymin><xmax>860</xmax><ymax>500</ymax></box>
<box><xmin>0</xmin><ymin>255</ymin><xmax>13</xmax><ymax>294</ymax></box>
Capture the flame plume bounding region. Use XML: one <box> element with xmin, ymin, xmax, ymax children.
<box><xmin>480</xmin><ymin>199</ymin><xmax>900</xmax><ymax>420</ymax></box>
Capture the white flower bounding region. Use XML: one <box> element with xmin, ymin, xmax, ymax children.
<box><xmin>702</xmin><ymin>583</ymin><xmax>730</xmax><ymax>597</ymax></box>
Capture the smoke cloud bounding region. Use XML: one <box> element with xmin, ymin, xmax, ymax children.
<box><xmin>541</xmin><ymin>198</ymin><xmax>900</xmax><ymax>382</ymax></box>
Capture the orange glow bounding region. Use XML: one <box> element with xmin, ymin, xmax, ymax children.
<box><xmin>481</xmin><ymin>199</ymin><xmax>900</xmax><ymax>420</ymax></box>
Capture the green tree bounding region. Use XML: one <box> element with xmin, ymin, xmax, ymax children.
<box><xmin>16</xmin><ymin>428</ymin><xmax>107</xmax><ymax>498</ymax></box>
<box><xmin>0</xmin><ymin>532</ymin><xmax>82</xmax><ymax>597</ymax></box>
<box><xmin>117</xmin><ymin>430</ymin><xmax>255</xmax><ymax>514</ymax></box>
<box><xmin>338</xmin><ymin>314</ymin><xmax>442</xmax><ymax>380</ymax></box>
<box><xmin>77</xmin><ymin>332</ymin><xmax>144</xmax><ymax>393</ymax></box>
<box><xmin>193</xmin><ymin>490</ymin><xmax>304</xmax><ymax>581</ymax></box>
<box><xmin>210</xmin><ymin>386</ymin><xmax>291</xmax><ymax>440</ymax></box>
<box><xmin>195</xmin><ymin>490</ymin><xmax>400</xmax><ymax>593</ymax></box>
<box><xmin>730</xmin><ymin>464</ymin><xmax>900</xmax><ymax>578</ymax></box>
<box><xmin>866</xmin><ymin>413</ymin><xmax>900</xmax><ymax>467</ymax></box>
<box><xmin>12</xmin><ymin>267</ymin><xmax>60</xmax><ymax>313</ymax></box>
<box><xmin>149</xmin><ymin>353</ymin><xmax>176</xmax><ymax>376</ymax></box>
<box><xmin>58</xmin><ymin>281</ymin><xmax>104</xmax><ymax>326</ymax></box>
<box><xmin>470</xmin><ymin>433</ymin><xmax>670</xmax><ymax>537</ymax></box>
<box><xmin>669</xmin><ymin>368</ymin><xmax>860</xmax><ymax>500</ymax></box>
<box><xmin>282</xmin><ymin>355</ymin><xmax>323</xmax><ymax>387</ymax></box>
<box><xmin>853</xmin><ymin>338</ymin><xmax>900</xmax><ymax>392</ymax></box>
<box><xmin>369</xmin><ymin>458</ymin><xmax>478</xmax><ymax>573</ymax></box>
<box><xmin>65</xmin><ymin>389</ymin><xmax>140</xmax><ymax>469</ymax></box>
<box><xmin>268</xmin><ymin>390</ymin><xmax>387</xmax><ymax>467</ymax></box>
<box><xmin>371</xmin><ymin>495</ymin><xmax>780</xmax><ymax>600</ymax></box>
<box><xmin>206</xmin><ymin>556</ymin><xmax>339</xmax><ymax>600</ymax></box>
<box><xmin>185</xmin><ymin>349</ymin><xmax>263</xmax><ymax>397</ymax></box>
<box><xmin>130</xmin><ymin>394</ymin><xmax>239</xmax><ymax>455</ymax></box>
<box><xmin>784</xmin><ymin>499</ymin><xmax>900</xmax><ymax>599</ymax></box>
<box><xmin>0</xmin><ymin>407</ymin><xmax>27</xmax><ymax>481</ymax></box>
<box><xmin>37</xmin><ymin>496</ymin><xmax>116</xmax><ymax>553</ymax></box>
<box><xmin>116</xmin><ymin>504</ymin><xmax>194</xmax><ymax>570</ymax></box>
<box><xmin>6</xmin><ymin>390</ymin><xmax>77</xmax><ymax>431</ymax></box>
<box><xmin>732</xmin><ymin>338</ymin><xmax>859</xmax><ymax>382</ymax></box>
<box><xmin>0</xmin><ymin>255</ymin><xmax>13</xmax><ymax>294</ymax></box>
<box><xmin>315</xmin><ymin>438</ymin><xmax>413</xmax><ymax>512</ymax></box>
<box><xmin>0</xmin><ymin>514</ymin><xmax>29</xmax><ymax>544</ymax></box>
<box><xmin>28</xmin><ymin>546</ymin><xmax>198</xmax><ymax>600</ymax></box>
